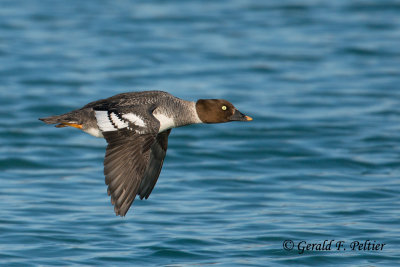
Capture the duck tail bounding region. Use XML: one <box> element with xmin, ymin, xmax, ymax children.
<box><xmin>39</xmin><ymin>113</ymin><xmax>80</xmax><ymax>128</ymax></box>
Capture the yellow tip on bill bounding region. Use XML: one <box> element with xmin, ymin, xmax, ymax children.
<box><xmin>245</xmin><ymin>116</ymin><xmax>253</xmax><ymax>121</ymax></box>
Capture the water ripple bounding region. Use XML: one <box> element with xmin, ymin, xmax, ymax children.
<box><xmin>1</xmin><ymin>0</ymin><xmax>400</xmax><ymax>266</ymax></box>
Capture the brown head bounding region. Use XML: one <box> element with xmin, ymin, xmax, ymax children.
<box><xmin>195</xmin><ymin>99</ymin><xmax>253</xmax><ymax>123</ymax></box>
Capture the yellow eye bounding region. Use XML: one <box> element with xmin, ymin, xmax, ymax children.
<box><xmin>221</xmin><ymin>105</ymin><xmax>227</xmax><ymax>111</ymax></box>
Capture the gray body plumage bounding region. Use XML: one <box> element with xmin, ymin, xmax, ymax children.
<box><xmin>40</xmin><ymin>91</ymin><xmax>201</xmax><ymax>216</ymax></box>
<box><xmin>40</xmin><ymin>90</ymin><xmax>252</xmax><ymax>216</ymax></box>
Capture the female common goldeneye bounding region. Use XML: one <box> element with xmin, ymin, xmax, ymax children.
<box><xmin>40</xmin><ymin>91</ymin><xmax>252</xmax><ymax>216</ymax></box>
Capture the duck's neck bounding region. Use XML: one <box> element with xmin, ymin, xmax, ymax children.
<box><xmin>154</xmin><ymin>100</ymin><xmax>202</xmax><ymax>132</ymax></box>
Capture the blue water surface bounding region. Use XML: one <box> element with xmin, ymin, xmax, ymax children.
<box><xmin>1</xmin><ymin>0</ymin><xmax>400</xmax><ymax>266</ymax></box>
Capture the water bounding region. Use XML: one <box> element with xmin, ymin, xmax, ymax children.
<box><xmin>1</xmin><ymin>0</ymin><xmax>400</xmax><ymax>265</ymax></box>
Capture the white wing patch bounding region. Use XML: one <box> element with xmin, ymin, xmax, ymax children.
<box><xmin>95</xmin><ymin>111</ymin><xmax>116</xmax><ymax>132</ymax></box>
<box><xmin>110</xmin><ymin>112</ymin><xmax>129</xmax><ymax>129</ymax></box>
<box><xmin>154</xmin><ymin>113</ymin><xmax>175</xmax><ymax>132</ymax></box>
<box><xmin>95</xmin><ymin>111</ymin><xmax>148</xmax><ymax>134</ymax></box>
<box><xmin>122</xmin><ymin>113</ymin><xmax>146</xmax><ymax>127</ymax></box>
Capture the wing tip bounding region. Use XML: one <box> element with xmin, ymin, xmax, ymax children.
<box><xmin>114</xmin><ymin>206</ymin><xmax>128</xmax><ymax>217</ymax></box>
<box><xmin>103</xmin><ymin>130</ymin><xmax>162</xmax><ymax>217</ymax></box>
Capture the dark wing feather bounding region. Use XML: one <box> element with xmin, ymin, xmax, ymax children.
<box><xmin>138</xmin><ymin>129</ymin><xmax>171</xmax><ymax>200</ymax></box>
<box><xmin>103</xmin><ymin>129</ymin><xmax>156</xmax><ymax>216</ymax></box>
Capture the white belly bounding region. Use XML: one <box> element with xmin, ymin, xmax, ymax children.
<box><xmin>84</xmin><ymin>127</ymin><xmax>104</xmax><ymax>138</ymax></box>
<box><xmin>154</xmin><ymin>113</ymin><xmax>175</xmax><ymax>132</ymax></box>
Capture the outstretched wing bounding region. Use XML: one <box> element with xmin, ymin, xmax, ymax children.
<box><xmin>138</xmin><ymin>129</ymin><xmax>171</xmax><ymax>200</ymax></box>
<box><xmin>94</xmin><ymin>103</ymin><xmax>173</xmax><ymax>216</ymax></box>
<box><xmin>103</xmin><ymin>130</ymin><xmax>157</xmax><ymax>216</ymax></box>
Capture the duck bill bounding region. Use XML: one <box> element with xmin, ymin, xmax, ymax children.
<box><xmin>229</xmin><ymin>109</ymin><xmax>253</xmax><ymax>121</ymax></box>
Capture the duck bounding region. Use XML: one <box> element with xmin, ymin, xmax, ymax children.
<box><xmin>39</xmin><ymin>90</ymin><xmax>252</xmax><ymax>216</ymax></box>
